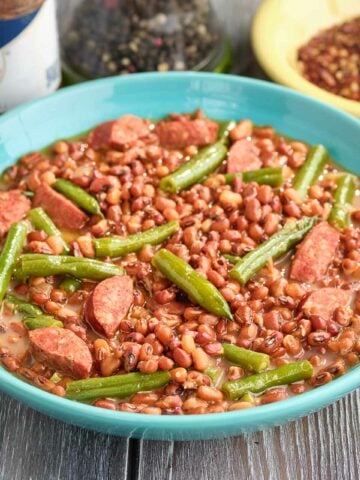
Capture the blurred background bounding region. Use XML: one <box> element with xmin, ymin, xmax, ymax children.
<box><xmin>0</xmin><ymin>0</ymin><xmax>359</xmax><ymax>115</ymax></box>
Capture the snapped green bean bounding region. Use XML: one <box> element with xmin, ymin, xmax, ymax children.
<box><xmin>223</xmin><ymin>253</ymin><xmax>240</xmax><ymax>265</ymax></box>
<box><xmin>94</xmin><ymin>220</ymin><xmax>179</xmax><ymax>258</ymax></box>
<box><xmin>224</xmin><ymin>167</ymin><xmax>284</xmax><ymax>187</ymax></box>
<box><xmin>292</xmin><ymin>144</ymin><xmax>328</xmax><ymax>197</ymax></box>
<box><xmin>59</xmin><ymin>277</ymin><xmax>83</xmax><ymax>293</ymax></box>
<box><xmin>152</xmin><ymin>249</ymin><xmax>233</xmax><ymax>320</ymax></box>
<box><xmin>5</xmin><ymin>293</ymin><xmax>43</xmax><ymax>317</ymax></box>
<box><xmin>223</xmin><ymin>343</ymin><xmax>270</xmax><ymax>373</ymax></box>
<box><xmin>328</xmin><ymin>174</ymin><xmax>356</xmax><ymax>229</ymax></box>
<box><xmin>0</xmin><ymin>223</ymin><xmax>27</xmax><ymax>303</ymax></box>
<box><xmin>23</xmin><ymin>316</ymin><xmax>64</xmax><ymax>330</ymax></box>
<box><xmin>218</xmin><ymin>120</ymin><xmax>236</xmax><ymax>145</ymax></box>
<box><xmin>229</xmin><ymin>217</ymin><xmax>317</xmax><ymax>285</ymax></box>
<box><xmin>17</xmin><ymin>254</ymin><xmax>125</xmax><ymax>280</ymax></box>
<box><xmin>66</xmin><ymin>371</ymin><xmax>171</xmax><ymax>402</ymax></box>
<box><xmin>204</xmin><ymin>367</ymin><xmax>222</xmax><ymax>384</ymax></box>
<box><xmin>159</xmin><ymin>141</ymin><xmax>227</xmax><ymax>193</ymax></box>
<box><xmin>222</xmin><ymin>360</ymin><xmax>313</xmax><ymax>400</ymax></box>
<box><xmin>53</xmin><ymin>178</ymin><xmax>102</xmax><ymax>216</ymax></box>
<box><xmin>28</xmin><ymin>207</ymin><xmax>69</xmax><ymax>254</ymax></box>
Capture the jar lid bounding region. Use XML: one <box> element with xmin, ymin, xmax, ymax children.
<box><xmin>0</xmin><ymin>0</ymin><xmax>44</xmax><ymax>19</ymax></box>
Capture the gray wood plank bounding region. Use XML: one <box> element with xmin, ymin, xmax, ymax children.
<box><xmin>0</xmin><ymin>392</ymin><xmax>130</xmax><ymax>480</ymax></box>
<box><xmin>136</xmin><ymin>390</ymin><xmax>360</xmax><ymax>480</ymax></box>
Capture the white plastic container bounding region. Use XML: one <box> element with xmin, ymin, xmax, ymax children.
<box><xmin>0</xmin><ymin>0</ymin><xmax>61</xmax><ymax>113</ymax></box>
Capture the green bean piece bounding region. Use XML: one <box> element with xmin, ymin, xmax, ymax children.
<box><xmin>0</xmin><ymin>223</ymin><xmax>27</xmax><ymax>303</ymax></box>
<box><xmin>67</xmin><ymin>371</ymin><xmax>166</xmax><ymax>393</ymax></box>
<box><xmin>23</xmin><ymin>316</ymin><xmax>64</xmax><ymax>330</ymax></box>
<box><xmin>5</xmin><ymin>293</ymin><xmax>43</xmax><ymax>317</ymax></box>
<box><xmin>218</xmin><ymin>120</ymin><xmax>236</xmax><ymax>145</ymax></box>
<box><xmin>223</xmin><ymin>343</ymin><xmax>270</xmax><ymax>373</ymax></box>
<box><xmin>223</xmin><ymin>254</ymin><xmax>240</xmax><ymax>265</ymax></box>
<box><xmin>292</xmin><ymin>144</ymin><xmax>328</xmax><ymax>197</ymax></box>
<box><xmin>222</xmin><ymin>360</ymin><xmax>313</xmax><ymax>400</ymax></box>
<box><xmin>66</xmin><ymin>371</ymin><xmax>171</xmax><ymax>401</ymax></box>
<box><xmin>50</xmin><ymin>372</ymin><xmax>63</xmax><ymax>384</ymax></box>
<box><xmin>224</xmin><ymin>167</ymin><xmax>284</xmax><ymax>187</ymax></box>
<box><xmin>28</xmin><ymin>207</ymin><xmax>69</xmax><ymax>254</ymax></box>
<box><xmin>94</xmin><ymin>221</ymin><xmax>179</xmax><ymax>258</ymax></box>
<box><xmin>53</xmin><ymin>178</ymin><xmax>102</xmax><ymax>216</ymax></box>
<box><xmin>241</xmin><ymin>392</ymin><xmax>255</xmax><ymax>403</ymax></box>
<box><xmin>59</xmin><ymin>277</ymin><xmax>82</xmax><ymax>293</ymax></box>
<box><xmin>159</xmin><ymin>141</ymin><xmax>227</xmax><ymax>193</ymax></box>
<box><xmin>204</xmin><ymin>367</ymin><xmax>222</xmax><ymax>384</ymax></box>
<box><xmin>328</xmin><ymin>174</ymin><xmax>356</xmax><ymax>229</ymax></box>
<box><xmin>19</xmin><ymin>254</ymin><xmax>125</xmax><ymax>280</ymax></box>
<box><xmin>152</xmin><ymin>249</ymin><xmax>233</xmax><ymax>320</ymax></box>
<box><xmin>229</xmin><ymin>217</ymin><xmax>317</xmax><ymax>285</ymax></box>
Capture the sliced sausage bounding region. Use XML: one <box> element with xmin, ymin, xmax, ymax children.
<box><xmin>88</xmin><ymin>115</ymin><xmax>149</xmax><ymax>150</ymax></box>
<box><xmin>29</xmin><ymin>327</ymin><xmax>93</xmax><ymax>379</ymax></box>
<box><xmin>85</xmin><ymin>276</ymin><xmax>134</xmax><ymax>338</ymax></box>
<box><xmin>0</xmin><ymin>190</ymin><xmax>31</xmax><ymax>237</ymax></box>
<box><xmin>155</xmin><ymin>118</ymin><xmax>219</xmax><ymax>149</ymax></box>
<box><xmin>302</xmin><ymin>288</ymin><xmax>352</xmax><ymax>321</ymax></box>
<box><xmin>226</xmin><ymin>139</ymin><xmax>262</xmax><ymax>173</ymax></box>
<box><xmin>33</xmin><ymin>183</ymin><xmax>88</xmax><ymax>230</ymax></box>
<box><xmin>290</xmin><ymin>221</ymin><xmax>340</xmax><ymax>283</ymax></box>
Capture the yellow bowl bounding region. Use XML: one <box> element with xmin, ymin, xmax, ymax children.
<box><xmin>251</xmin><ymin>0</ymin><xmax>360</xmax><ymax>117</ymax></box>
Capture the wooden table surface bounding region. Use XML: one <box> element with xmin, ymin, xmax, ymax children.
<box><xmin>1</xmin><ymin>1</ymin><xmax>359</xmax><ymax>479</ymax></box>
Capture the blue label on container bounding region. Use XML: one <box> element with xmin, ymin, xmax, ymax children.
<box><xmin>0</xmin><ymin>7</ymin><xmax>41</xmax><ymax>48</ymax></box>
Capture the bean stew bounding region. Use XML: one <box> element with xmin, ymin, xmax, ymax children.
<box><xmin>0</xmin><ymin>111</ymin><xmax>359</xmax><ymax>415</ymax></box>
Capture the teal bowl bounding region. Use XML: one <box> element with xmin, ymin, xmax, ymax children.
<box><xmin>0</xmin><ymin>73</ymin><xmax>359</xmax><ymax>440</ymax></box>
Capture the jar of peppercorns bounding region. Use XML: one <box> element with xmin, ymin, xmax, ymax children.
<box><xmin>58</xmin><ymin>0</ymin><xmax>231</xmax><ymax>82</ymax></box>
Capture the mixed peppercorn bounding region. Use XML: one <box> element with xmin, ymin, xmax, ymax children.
<box><xmin>62</xmin><ymin>0</ymin><xmax>220</xmax><ymax>79</ymax></box>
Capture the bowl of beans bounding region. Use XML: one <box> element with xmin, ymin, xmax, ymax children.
<box><xmin>252</xmin><ymin>0</ymin><xmax>360</xmax><ymax>117</ymax></box>
<box><xmin>0</xmin><ymin>72</ymin><xmax>359</xmax><ymax>440</ymax></box>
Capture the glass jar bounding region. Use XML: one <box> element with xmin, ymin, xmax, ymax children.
<box><xmin>58</xmin><ymin>0</ymin><xmax>231</xmax><ymax>83</ymax></box>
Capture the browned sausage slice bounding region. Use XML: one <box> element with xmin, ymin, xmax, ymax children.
<box><xmin>302</xmin><ymin>288</ymin><xmax>352</xmax><ymax>321</ymax></box>
<box><xmin>33</xmin><ymin>183</ymin><xmax>88</xmax><ymax>230</ymax></box>
<box><xmin>0</xmin><ymin>190</ymin><xmax>31</xmax><ymax>237</ymax></box>
<box><xmin>88</xmin><ymin>115</ymin><xmax>149</xmax><ymax>150</ymax></box>
<box><xmin>155</xmin><ymin>119</ymin><xmax>219</xmax><ymax>149</ymax></box>
<box><xmin>85</xmin><ymin>276</ymin><xmax>134</xmax><ymax>338</ymax></box>
<box><xmin>29</xmin><ymin>327</ymin><xmax>93</xmax><ymax>378</ymax></box>
<box><xmin>226</xmin><ymin>139</ymin><xmax>262</xmax><ymax>173</ymax></box>
<box><xmin>290</xmin><ymin>221</ymin><xmax>340</xmax><ymax>283</ymax></box>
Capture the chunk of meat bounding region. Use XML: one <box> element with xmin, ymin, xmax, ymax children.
<box><xmin>290</xmin><ymin>221</ymin><xmax>340</xmax><ymax>283</ymax></box>
<box><xmin>33</xmin><ymin>183</ymin><xmax>88</xmax><ymax>230</ymax></box>
<box><xmin>155</xmin><ymin>118</ymin><xmax>219</xmax><ymax>149</ymax></box>
<box><xmin>0</xmin><ymin>190</ymin><xmax>31</xmax><ymax>237</ymax></box>
<box><xmin>29</xmin><ymin>327</ymin><xmax>92</xmax><ymax>379</ymax></box>
<box><xmin>88</xmin><ymin>115</ymin><xmax>149</xmax><ymax>150</ymax></box>
<box><xmin>226</xmin><ymin>139</ymin><xmax>262</xmax><ymax>173</ymax></box>
<box><xmin>302</xmin><ymin>288</ymin><xmax>352</xmax><ymax>321</ymax></box>
<box><xmin>85</xmin><ymin>276</ymin><xmax>134</xmax><ymax>338</ymax></box>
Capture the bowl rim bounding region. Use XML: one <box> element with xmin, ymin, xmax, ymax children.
<box><xmin>0</xmin><ymin>71</ymin><xmax>360</xmax><ymax>432</ymax></box>
<box><xmin>251</xmin><ymin>0</ymin><xmax>360</xmax><ymax>118</ymax></box>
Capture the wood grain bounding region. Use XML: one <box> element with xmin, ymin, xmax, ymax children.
<box><xmin>0</xmin><ymin>393</ymin><xmax>131</xmax><ymax>480</ymax></box>
<box><xmin>0</xmin><ymin>1</ymin><xmax>359</xmax><ymax>479</ymax></box>
<box><xmin>135</xmin><ymin>390</ymin><xmax>360</xmax><ymax>480</ymax></box>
